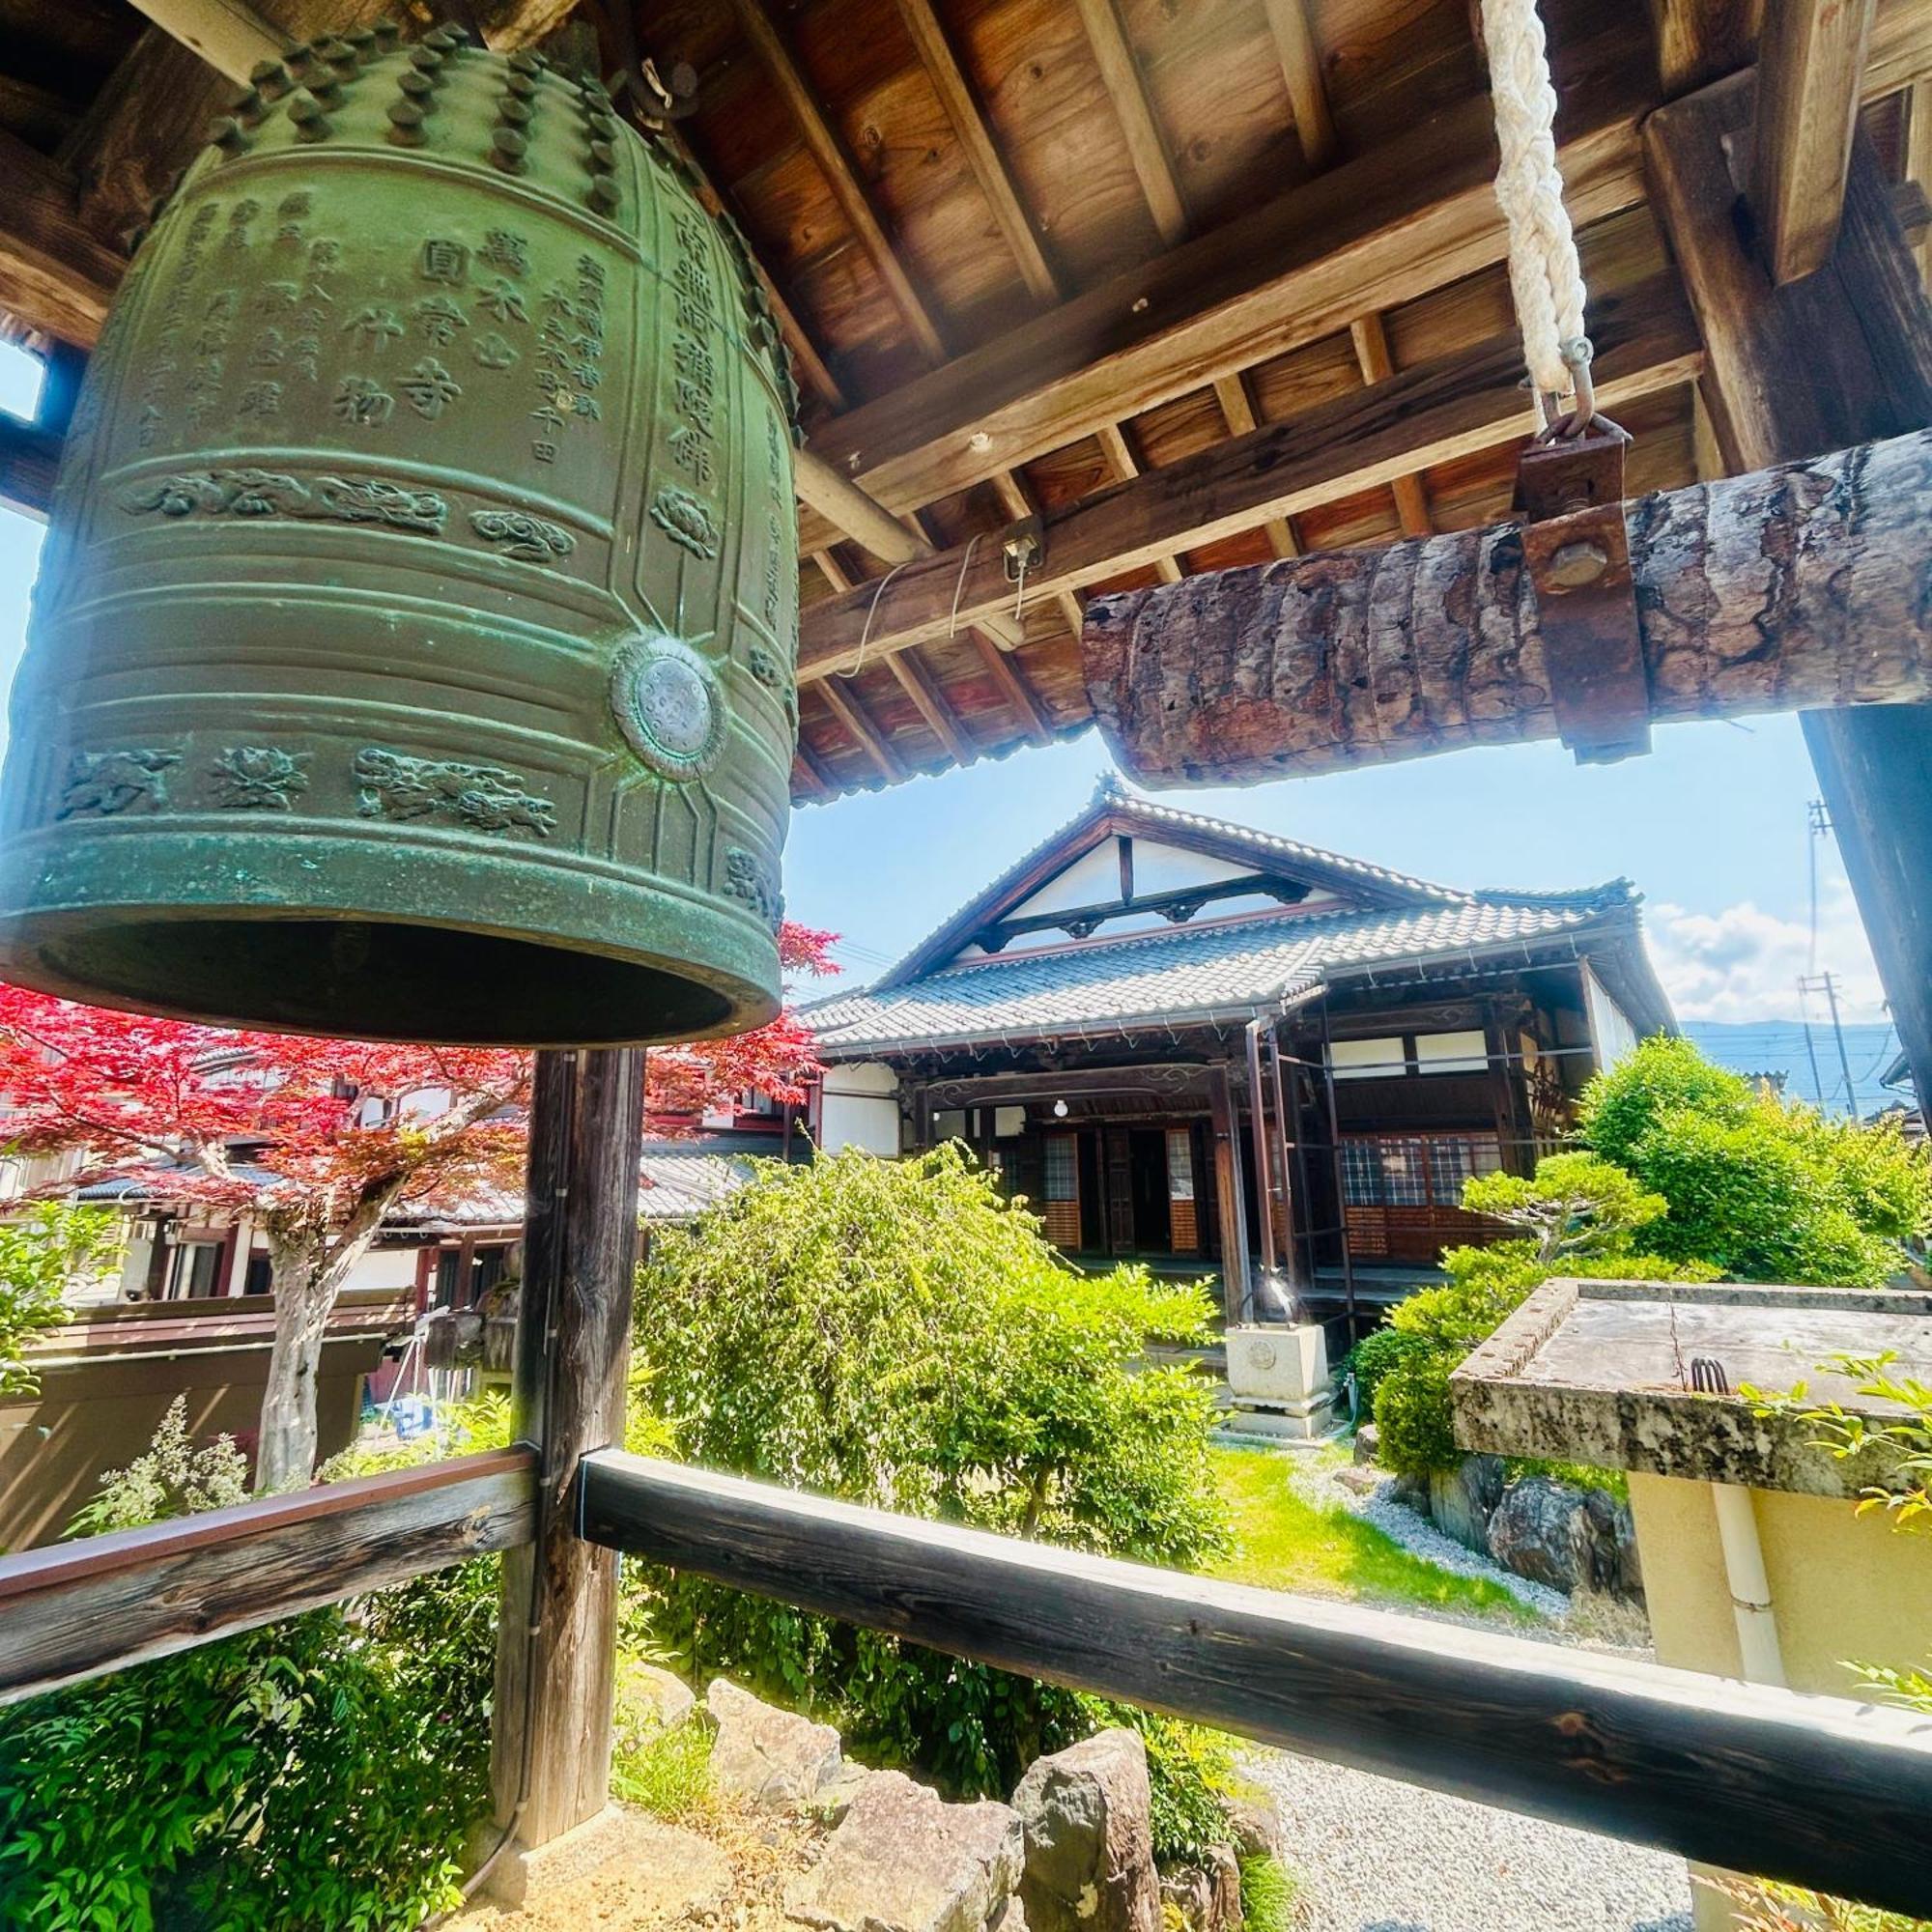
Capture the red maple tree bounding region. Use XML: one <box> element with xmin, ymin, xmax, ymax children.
<box><xmin>0</xmin><ymin>921</ymin><xmax>835</xmax><ymax>1492</ymax></box>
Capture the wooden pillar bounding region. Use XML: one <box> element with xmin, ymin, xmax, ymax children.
<box><xmin>491</xmin><ymin>1047</ymin><xmax>646</xmax><ymax>1850</ymax></box>
<box><xmin>1243</xmin><ymin>1021</ymin><xmax>1278</xmax><ymax>1284</ymax></box>
<box><xmin>1647</xmin><ymin>74</ymin><xmax>1932</xmax><ymax>1111</ymax></box>
<box><xmin>1206</xmin><ymin>1061</ymin><xmax>1250</xmax><ymax>1325</ymax></box>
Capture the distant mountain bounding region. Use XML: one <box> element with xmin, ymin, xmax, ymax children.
<box><xmin>1676</xmin><ymin>1018</ymin><xmax>1907</xmax><ymax>1119</ymax></box>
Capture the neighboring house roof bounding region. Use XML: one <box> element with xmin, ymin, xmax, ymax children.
<box><xmin>807</xmin><ymin>777</ymin><xmax>1674</xmax><ymax>1058</ymax></box>
<box><xmin>73</xmin><ymin>1134</ymin><xmax>785</xmax><ymax>1231</ymax></box>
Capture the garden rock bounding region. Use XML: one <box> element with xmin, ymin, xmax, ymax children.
<box><xmin>615</xmin><ymin>1659</ymin><xmax>695</xmax><ymax>1732</ymax></box>
<box><xmin>704</xmin><ymin>1678</ymin><xmax>841</xmax><ymax>1808</ymax></box>
<box><xmin>1216</xmin><ymin>1787</ymin><xmax>1281</xmax><ymax>1863</ymax></box>
<box><xmin>1428</xmin><ymin>1454</ymin><xmax>1505</xmax><ymax>1553</ymax></box>
<box><xmin>1158</xmin><ymin>1844</ymin><xmax>1242</xmax><ymax>1932</ymax></box>
<box><xmin>1011</xmin><ymin>1727</ymin><xmax>1160</xmax><ymax>1932</ymax></box>
<box><xmin>1351</xmin><ymin>1422</ymin><xmax>1381</xmax><ymax>1465</ymax></box>
<box><xmin>1486</xmin><ymin>1477</ymin><xmax>1583</xmax><ymax>1590</ymax></box>
<box><xmin>783</xmin><ymin>1769</ymin><xmax>1023</xmax><ymax>1932</ymax></box>
<box><xmin>1335</xmin><ymin>1464</ymin><xmax>1379</xmax><ymax>1496</ymax></box>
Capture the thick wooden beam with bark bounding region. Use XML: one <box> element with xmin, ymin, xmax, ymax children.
<box><xmin>1079</xmin><ymin>432</ymin><xmax>1931</xmax><ymax>784</ymax></box>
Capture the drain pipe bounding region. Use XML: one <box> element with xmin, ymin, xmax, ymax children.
<box><xmin>1710</xmin><ymin>1482</ymin><xmax>1785</xmax><ymax>1686</ymax></box>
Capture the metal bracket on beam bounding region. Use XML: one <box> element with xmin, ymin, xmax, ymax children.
<box><xmin>1514</xmin><ymin>419</ymin><xmax>1651</xmax><ymax>765</ymax></box>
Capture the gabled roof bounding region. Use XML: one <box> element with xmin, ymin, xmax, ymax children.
<box><xmin>808</xmin><ymin>792</ymin><xmax>1669</xmax><ymax>1055</ymax></box>
<box><xmin>871</xmin><ymin>775</ymin><xmax>1470</xmax><ymax>990</ymax></box>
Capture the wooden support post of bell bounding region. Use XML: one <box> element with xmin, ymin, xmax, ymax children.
<box><xmin>0</xmin><ymin>27</ymin><xmax>802</xmax><ymax>1046</ymax></box>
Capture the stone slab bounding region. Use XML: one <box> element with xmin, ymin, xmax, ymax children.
<box><xmin>470</xmin><ymin>1805</ymin><xmax>732</xmax><ymax>1922</ymax></box>
<box><xmin>1451</xmin><ymin>1278</ymin><xmax>1932</xmax><ymax>1495</ymax></box>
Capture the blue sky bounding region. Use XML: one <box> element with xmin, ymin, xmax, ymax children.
<box><xmin>0</xmin><ymin>342</ymin><xmax>1885</xmax><ymax>1027</ymax></box>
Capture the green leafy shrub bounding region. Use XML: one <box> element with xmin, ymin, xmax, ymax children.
<box><xmin>1372</xmin><ymin>1350</ymin><xmax>1461</xmax><ymax>1477</ymax></box>
<box><xmin>66</xmin><ymin>1393</ymin><xmax>249</xmax><ymax>1536</ymax></box>
<box><xmin>630</xmin><ymin>1146</ymin><xmax>1233</xmax><ymax>1854</ymax></box>
<box><xmin>0</xmin><ymin>1204</ymin><xmax>120</xmax><ymax>1402</ymax></box>
<box><xmin>611</xmin><ymin>1710</ymin><xmax>714</xmax><ymax>1823</ymax></box>
<box><xmin>1577</xmin><ymin>1037</ymin><xmax>1932</xmax><ymax>1286</ymax></box>
<box><xmin>0</xmin><ymin>1408</ymin><xmax>497</xmax><ymax>1930</ymax></box>
<box><xmin>1340</xmin><ymin>1324</ymin><xmax>1434</xmax><ymax>1414</ymax></box>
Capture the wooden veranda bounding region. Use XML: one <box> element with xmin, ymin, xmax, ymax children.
<box><xmin>2</xmin><ymin>0</ymin><xmax>1932</xmax><ymax>1917</ymax></box>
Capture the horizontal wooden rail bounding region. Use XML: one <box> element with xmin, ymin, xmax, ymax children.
<box><xmin>0</xmin><ymin>1447</ymin><xmax>535</xmax><ymax>1708</ymax></box>
<box><xmin>580</xmin><ymin>1451</ymin><xmax>1932</xmax><ymax>1919</ymax></box>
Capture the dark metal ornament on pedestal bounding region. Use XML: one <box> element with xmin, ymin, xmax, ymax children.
<box><xmin>0</xmin><ymin>27</ymin><xmax>801</xmax><ymax>1045</ymax></box>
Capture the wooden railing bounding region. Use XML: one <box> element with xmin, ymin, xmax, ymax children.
<box><xmin>0</xmin><ymin>1448</ymin><xmax>533</xmax><ymax>1706</ymax></box>
<box><xmin>578</xmin><ymin>1450</ymin><xmax>1932</xmax><ymax>1920</ymax></box>
<box><xmin>2</xmin><ymin>1440</ymin><xmax>1929</xmax><ymax>1918</ymax></box>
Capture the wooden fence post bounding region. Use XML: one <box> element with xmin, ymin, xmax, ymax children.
<box><xmin>1646</xmin><ymin>74</ymin><xmax>1932</xmax><ymax>1111</ymax></box>
<box><xmin>490</xmin><ymin>1046</ymin><xmax>646</xmax><ymax>1851</ymax></box>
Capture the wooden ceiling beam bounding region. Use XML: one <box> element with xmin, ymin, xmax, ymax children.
<box><xmin>1350</xmin><ymin>315</ymin><xmax>1435</xmax><ymax>535</ymax></box>
<box><xmin>0</xmin><ymin>128</ymin><xmax>121</xmax><ymax>346</ymax></box>
<box><xmin>1070</xmin><ymin>0</ymin><xmax>1188</xmax><ymax>244</ymax></box>
<box><xmin>728</xmin><ymin>0</ymin><xmax>949</xmax><ymax>362</ymax></box>
<box><xmin>889</xmin><ymin>648</ymin><xmax>975</xmax><ymax>765</ymax></box>
<box><xmin>817</xmin><ymin>675</ymin><xmax>906</xmax><ymax>781</ymax></box>
<box><xmin>1096</xmin><ymin>422</ymin><xmax>1183</xmax><ymax>581</ymax></box>
<box><xmin>890</xmin><ymin>0</ymin><xmax>1059</xmax><ymax>303</ymax></box>
<box><xmin>1751</xmin><ymin>0</ymin><xmax>1878</xmax><ymax>283</ymax></box>
<box><xmin>1210</xmin><ymin>372</ymin><xmax>1298</xmax><ymax>557</ymax></box>
<box><xmin>796</xmin><ymin>279</ymin><xmax>1702</xmax><ymax>676</ymax></box>
<box><xmin>1263</xmin><ymin>0</ymin><xmax>1339</xmax><ymax>168</ymax></box>
<box><xmin>124</xmin><ymin>0</ymin><xmax>287</xmax><ymax>86</ymax></box>
<box><xmin>1647</xmin><ymin>0</ymin><xmax>1764</xmax><ymax>95</ymax></box>
<box><xmin>967</xmin><ymin>626</ymin><xmax>1055</xmax><ymax>746</ymax></box>
<box><xmin>801</xmin><ymin>4</ymin><xmax>1930</xmax><ymax>520</ymax></box>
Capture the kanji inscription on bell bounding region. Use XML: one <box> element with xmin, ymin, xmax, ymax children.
<box><xmin>0</xmin><ymin>28</ymin><xmax>802</xmax><ymax>1047</ymax></box>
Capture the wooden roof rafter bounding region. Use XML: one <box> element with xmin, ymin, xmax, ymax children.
<box><xmin>724</xmin><ymin>0</ymin><xmax>952</xmax><ymax>364</ymax></box>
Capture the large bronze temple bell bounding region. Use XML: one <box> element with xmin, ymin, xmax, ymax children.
<box><xmin>0</xmin><ymin>28</ymin><xmax>801</xmax><ymax>1045</ymax></box>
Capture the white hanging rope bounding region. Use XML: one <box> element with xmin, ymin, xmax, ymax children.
<box><xmin>1482</xmin><ymin>0</ymin><xmax>1592</xmax><ymax>421</ymax></box>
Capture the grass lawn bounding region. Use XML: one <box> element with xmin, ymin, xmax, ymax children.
<box><xmin>1208</xmin><ymin>1444</ymin><xmax>1536</xmax><ymax>1622</ymax></box>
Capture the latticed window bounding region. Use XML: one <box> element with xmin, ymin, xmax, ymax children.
<box><xmin>1428</xmin><ymin>1134</ymin><xmax>1504</xmax><ymax>1202</ymax></box>
<box><xmin>1339</xmin><ymin>1138</ymin><xmax>1385</xmax><ymax>1206</ymax></box>
<box><xmin>1166</xmin><ymin>1127</ymin><xmax>1194</xmax><ymax>1201</ymax></box>
<box><xmin>1044</xmin><ymin>1134</ymin><xmax>1078</xmax><ymax>1202</ymax></box>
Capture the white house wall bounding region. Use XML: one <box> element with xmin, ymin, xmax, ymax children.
<box><xmin>818</xmin><ymin>1063</ymin><xmax>902</xmax><ymax>1158</ymax></box>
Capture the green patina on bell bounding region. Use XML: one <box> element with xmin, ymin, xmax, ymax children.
<box><xmin>0</xmin><ymin>27</ymin><xmax>800</xmax><ymax>1046</ymax></box>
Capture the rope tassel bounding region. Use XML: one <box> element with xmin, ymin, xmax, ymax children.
<box><xmin>1482</xmin><ymin>0</ymin><xmax>1591</xmax><ymax>416</ymax></box>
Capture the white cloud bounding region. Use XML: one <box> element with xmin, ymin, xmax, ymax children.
<box><xmin>1643</xmin><ymin>888</ymin><xmax>1888</xmax><ymax>1024</ymax></box>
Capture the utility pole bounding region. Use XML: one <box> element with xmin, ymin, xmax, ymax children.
<box><xmin>1799</xmin><ymin>972</ymin><xmax>1860</xmax><ymax>1119</ymax></box>
<box><xmin>1796</xmin><ymin>979</ymin><xmax>1827</xmax><ymax>1111</ymax></box>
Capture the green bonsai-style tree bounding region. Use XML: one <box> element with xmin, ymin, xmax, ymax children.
<box><xmin>1371</xmin><ymin>1152</ymin><xmax>1712</xmax><ymax>1477</ymax></box>
<box><xmin>630</xmin><ymin>1143</ymin><xmax>1233</xmax><ymax>1839</ymax></box>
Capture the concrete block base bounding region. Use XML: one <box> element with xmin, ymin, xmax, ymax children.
<box><xmin>473</xmin><ymin>1805</ymin><xmax>730</xmax><ymax>1916</ymax></box>
<box><xmin>1224</xmin><ymin>1323</ymin><xmax>1330</xmax><ymax>1405</ymax></box>
<box><xmin>1221</xmin><ymin>1394</ymin><xmax>1336</xmax><ymax>1441</ymax></box>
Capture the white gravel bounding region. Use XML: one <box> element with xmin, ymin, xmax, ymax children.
<box><xmin>1244</xmin><ymin>1748</ymin><xmax>1694</xmax><ymax>1932</ymax></box>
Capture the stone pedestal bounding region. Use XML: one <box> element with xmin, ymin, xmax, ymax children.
<box><xmin>1220</xmin><ymin>1323</ymin><xmax>1333</xmax><ymax>1440</ymax></box>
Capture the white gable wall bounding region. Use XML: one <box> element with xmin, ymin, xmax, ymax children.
<box><xmin>945</xmin><ymin>837</ymin><xmax>1349</xmax><ymax>965</ymax></box>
